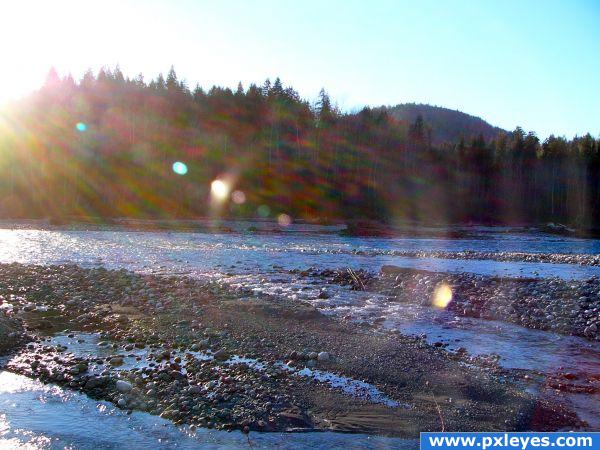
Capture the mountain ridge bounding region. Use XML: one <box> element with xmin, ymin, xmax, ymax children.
<box><xmin>382</xmin><ymin>103</ymin><xmax>505</xmax><ymax>145</ymax></box>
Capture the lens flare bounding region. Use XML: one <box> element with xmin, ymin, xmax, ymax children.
<box><xmin>211</xmin><ymin>179</ymin><xmax>229</xmax><ymax>201</ymax></box>
<box><xmin>432</xmin><ymin>283</ymin><xmax>452</xmax><ymax>309</ymax></box>
<box><xmin>172</xmin><ymin>161</ymin><xmax>188</xmax><ymax>175</ymax></box>
<box><xmin>277</xmin><ymin>213</ymin><xmax>292</xmax><ymax>227</ymax></box>
<box><xmin>232</xmin><ymin>190</ymin><xmax>246</xmax><ymax>204</ymax></box>
<box><xmin>257</xmin><ymin>205</ymin><xmax>270</xmax><ymax>217</ymax></box>
<box><xmin>75</xmin><ymin>122</ymin><xmax>87</xmax><ymax>132</ymax></box>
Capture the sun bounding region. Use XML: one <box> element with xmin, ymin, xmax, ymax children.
<box><xmin>0</xmin><ymin>0</ymin><xmax>149</xmax><ymax>105</ymax></box>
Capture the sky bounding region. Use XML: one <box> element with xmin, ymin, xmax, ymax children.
<box><xmin>1</xmin><ymin>0</ymin><xmax>598</xmax><ymax>139</ymax></box>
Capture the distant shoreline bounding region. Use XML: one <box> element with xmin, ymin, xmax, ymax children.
<box><xmin>0</xmin><ymin>217</ymin><xmax>596</xmax><ymax>238</ymax></box>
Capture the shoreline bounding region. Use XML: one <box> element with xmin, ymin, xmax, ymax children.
<box><xmin>0</xmin><ymin>314</ymin><xmax>26</xmax><ymax>357</ymax></box>
<box><xmin>302</xmin><ymin>266</ymin><xmax>600</xmax><ymax>341</ymax></box>
<box><xmin>1</xmin><ymin>218</ymin><xmax>598</xmax><ymax>240</ymax></box>
<box><xmin>0</xmin><ymin>263</ymin><xmax>588</xmax><ymax>436</ymax></box>
<box><xmin>3</xmin><ymin>222</ymin><xmax>600</xmax><ymax>273</ymax></box>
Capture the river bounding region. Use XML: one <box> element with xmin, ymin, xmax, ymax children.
<box><xmin>0</xmin><ymin>226</ymin><xmax>598</xmax><ymax>447</ymax></box>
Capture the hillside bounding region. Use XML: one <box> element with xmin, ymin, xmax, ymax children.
<box><xmin>384</xmin><ymin>103</ymin><xmax>504</xmax><ymax>145</ymax></box>
<box><xmin>0</xmin><ymin>68</ymin><xmax>598</xmax><ymax>226</ymax></box>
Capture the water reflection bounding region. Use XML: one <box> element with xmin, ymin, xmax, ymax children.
<box><xmin>1</xmin><ymin>228</ymin><xmax>600</xmax><ymax>280</ymax></box>
<box><xmin>0</xmin><ymin>372</ymin><xmax>415</xmax><ymax>449</ymax></box>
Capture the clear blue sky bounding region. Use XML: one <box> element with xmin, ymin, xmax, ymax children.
<box><xmin>2</xmin><ymin>0</ymin><xmax>599</xmax><ymax>139</ymax></box>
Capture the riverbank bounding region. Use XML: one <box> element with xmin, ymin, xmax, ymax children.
<box><xmin>0</xmin><ymin>311</ymin><xmax>26</xmax><ymax>356</ymax></box>
<box><xmin>2</xmin><ymin>218</ymin><xmax>599</xmax><ymax>240</ymax></box>
<box><xmin>305</xmin><ymin>266</ymin><xmax>600</xmax><ymax>341</ymax></box>
<box><xmin>0</xmin><ymin>263</ymin><xmax>585</xmax><ymax>436</ymax></box>
<box><xmin>361</xmin><ymin>250</ymin><xmax>600</xmax><ymax>267</ymax></box>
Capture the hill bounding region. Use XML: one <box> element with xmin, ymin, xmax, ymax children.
<box><xmin>384</xmin><ymin>103</ymin><xmax>504</xmax><ymax>145</ymax></box>
<box><xmin>0</xmin><ymin>68</ymin><xmax>598</xmax><ymax>227</ymax></box>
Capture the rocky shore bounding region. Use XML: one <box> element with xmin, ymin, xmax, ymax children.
<box><xmin>375</xmin><ymin>250</ymin><xmax>600</xmax><ymax>267</ymax></box>
<box><xmin>0</xmin><ymin>263</ymin><xmax>587</xmax><ymax>436</ymax></box>
<box><xmin>307</xmin><ymin>266</ymin><xmax>600</xmax><ymax>340</ymax></box>
<box><xmin>0</xmin><ymin>313</ymin><xmax>25</xmax><ymax>356</ymax></box>
<box><xmin>318</xmin><ymin>249</ymin><xmax>600</xmax><ymax>267</ymax></box>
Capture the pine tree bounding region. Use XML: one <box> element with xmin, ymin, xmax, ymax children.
<box><xmin>271</xmin><ymin>77</ymin><xmax>284</xmax><ymax>98</ymax></box>
<box><xmin>235</xmin><ymin>82</ymin><xmax>244</xmax><ymax>96</ymax></box>
<box><xmin>44</xmin><ymin>67</ymin><xmax>60</xmax><ymax>88</ymax></box>
<box><xmin>166</xmin><ymin>66</ymin><xmax>179</xmax><ymax>91</ymax></box>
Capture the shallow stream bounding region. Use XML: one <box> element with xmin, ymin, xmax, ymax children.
<box><xmin>1</xmin><ymin>226</ymin><xmax>598</xmax><ymax>445</ymax></box>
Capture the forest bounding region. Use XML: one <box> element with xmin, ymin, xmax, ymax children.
<box><xmin>0</xmin><ymin>67</ymin><xmax>599</xmax><ymax>228</ymax></box>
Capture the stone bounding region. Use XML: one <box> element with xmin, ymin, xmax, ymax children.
<box><xmin>213</xmin><ymin>349</ymin><xmax>229</xmax><ymax>361</ymax></box>
<box><xmin>116</xmin><ymin>380</ymin><xmax>133</xmax><ymax>393</ymax></box>
<box><xmin>189</xmin><ymin>385</ymin><xmax>202</xmax><ymax>394</ymax></box>
<box><xmin>317</xmin><ymin>351</ymin><xmax>330</xmax><ymax>362</ymax></box>
<box><xmin>85</xmin><ymin>377</ymin><xmax>104</xmax><ymax>390</ymax></box>
<box><xmin>109</xmin><ymin>357</ymin><xmax>124</xmax><ymax>366</ymax></box>
<box><xmin>318</xmin><ymin>290</ymin><xmax>330</xmax><ymax>299</ymax></box>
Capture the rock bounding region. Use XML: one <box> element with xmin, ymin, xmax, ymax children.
<box><xmin>190</xmin><ymin>339</ymin><xmax>210</xmax><ymax>351</ymax></box>
<box><xmin>318</xmin><ymin>290</ymin><xmax>330</xmax><ymax>299</ymax></box>
<box><xmin>584</xmin><ymin>324</ymin><xmax>598</xmax><ymax>336</ymax></box>
<box><xmin>115</xmin><ymin>380</ymin><xmax>133</xmax><ymax>393</ymax></box>
<box><xmin>213</xmin><ymin>349</ymin><xmax>229</xmax><ymax>361</ymax></box>
<box><xmin>117</xmin><ymin>398</ymin><xmax>127</xmax><ymax>408</ymax></box>
<box><xmin>188</xmin><ymin>385</ymin><xmax>202</xmax><ymax>394</ymax></box>
<box><xmin>204</xmin><ymin>380</ymin><xmax>217</xmax><ymax>390</ymax></box>
<box><xmin>317</xmin><ymin>351</ymin><xmax>330</xmax><ymax>362</ymax></box>
<box><xmin>109</xmin><ymin>357</ymin><xmax>124</xmax><ymax>366</ymax></box>
<box><xmin>277</xmin><ymin>410</ymin><xmax>312</xmax><ymax>428</ymax></box>
<box><xmin>85</xmin><ymin>377</ymin><xmax>105</xmax><ymax>390</ymax></box>
<box><xmin>75</xmin><ymin>363</ymin><xmax>88</xmax><ymax>373</ymax></box>
<box><xmin>170</xmin><ymin>370</ymin><xmax>185</xmax><ymax>380</ymax></box>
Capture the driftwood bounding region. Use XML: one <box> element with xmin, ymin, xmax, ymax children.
<box><xmin>346</xmin><ymin>268</ymin><xmax>365</xmax><ymax>291</ymax></box>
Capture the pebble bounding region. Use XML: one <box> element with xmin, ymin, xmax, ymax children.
<box><xmin>317</xmin><ymin>351</ymin><xmax>330</xmax><ymax>362</ymax></box>
<box><xmin>318</xmin><ymin>290</ymin><xmax>330</xmax><ymax>299</ymax></box>
<box><xmin>213</xmin><ymin>349</ymin><xmax>229</xmax><ymax>361</ymax></box>
<box><xmin>109</xmin><ymin>357</ymin><xmax>124</xmax><ymax>366</ymax></box>
<box><xmin>116</xmin><ymin>380</ymin><xmax>133</xmax><ymax>393</ymax></box>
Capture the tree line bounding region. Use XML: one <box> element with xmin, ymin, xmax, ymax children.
<box><xmin>0</xmin><ymin>66</ymin><xmax>599</xmax><ymax>228</ymax></box>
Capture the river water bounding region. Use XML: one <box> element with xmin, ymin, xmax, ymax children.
<box><xmin>0</xmin><ymin>227</ymin><xmax>599</xmax><ymax>446</ymax></box>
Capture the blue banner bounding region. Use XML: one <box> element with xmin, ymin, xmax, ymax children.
<box><xmin>421</xmin><ymin>432</ymin><xmax>599</xmax><ymax>450</ymax></box>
